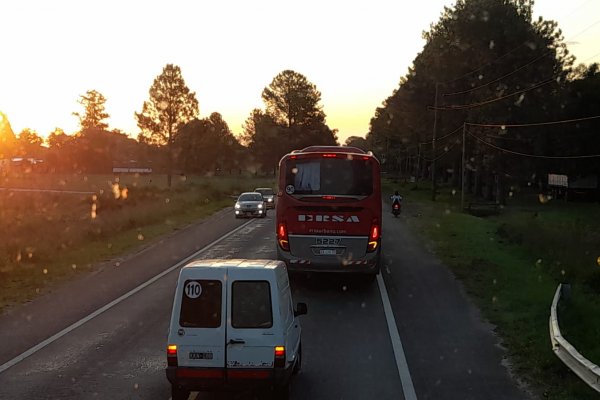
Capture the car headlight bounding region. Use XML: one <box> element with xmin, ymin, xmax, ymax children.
<box><xmin>235</xmin><ymin>203</ymin><xmax>241</xmax><ymax>209</ymax></box>
<box><xmin>267</xmin><ymin>198</ymin><xmax>273</xmax><ymax>202</ymax></box>
<box><xmin>258</xmin><ymin>204</ymin><xmax>263</xmax><ymax>209</ymax></box>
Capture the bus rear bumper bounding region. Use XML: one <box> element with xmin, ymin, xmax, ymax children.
<box><xmin>277</xmin><ymin>248</ymin><xmax>380</xmax><ymax>274</ymax></box>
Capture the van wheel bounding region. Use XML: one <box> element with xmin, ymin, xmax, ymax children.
<box><xmin>272</xmin><ymin>383</ymin><xmax>290</xmax><ymax>400</ymax></box>
<box><xmin>293</xmin><ymin>344</ymin><xmax>302</xmax><ymax>374</ymax></box>
<box><xmin>171</xmin><ymin>385</ymin><xmax>189</xmax><ymax>400</ymax></box>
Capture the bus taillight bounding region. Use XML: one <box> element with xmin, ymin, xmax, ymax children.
<box><xmin>367</xmin><ymin>221</ymin><xmax>380</xmax><ymax>252</ymax></box>
<box><xmin>278</xmin><ymin>223</ymin><xmax>290</xmax><ymax>251</ymax></box>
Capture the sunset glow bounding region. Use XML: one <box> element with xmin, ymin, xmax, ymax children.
<box><xmin>0</xmin><ymin>0</ymin><xmax>598</xmax><ymax>144</ymax></box>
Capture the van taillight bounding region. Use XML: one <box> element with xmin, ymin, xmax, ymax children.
<box><xmin>274</xmin><ymin>346</ymin><xmax>286</xmax><ymax>368</ymax></box>
<box><xmin>167</xmin><ymin>344</ymin><xmax>178</xmax><ymax>367</ymax></box>
<box><xmin>277</xmin><ymin>223</ymin><xmax>289</xmax><ymax>251</ymax></box>
<box><xmin>367</xmin><ymin>221</ymin><xmax>380</xmax><ymax>252</ymax></box>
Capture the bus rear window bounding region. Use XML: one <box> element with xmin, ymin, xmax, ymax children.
<box><xmin>285</xmin><ymin>158</ymin><xmax>373</xmax><ymax>196</ymax></box>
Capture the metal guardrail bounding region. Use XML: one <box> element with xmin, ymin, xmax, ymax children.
<box><xmin>549</xmin><ymin>284</ymin><xmax>600</xmax><ymax>393</ymax></box>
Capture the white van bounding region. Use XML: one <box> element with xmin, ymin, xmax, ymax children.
<box><xmin>166</xmin><ymin>259</ymin><xmax>307</xmax><ymax>400</ymax></box>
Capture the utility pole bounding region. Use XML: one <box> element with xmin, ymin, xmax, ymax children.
<box><xmin>431</xmin><ymin>82</ymin><xmax>440</xmax><ymax>201</ymax></box>
<box><xmin>461</xmin><ymin>123</ymin><xmax>467</xmax><ymax>211</ymax></box>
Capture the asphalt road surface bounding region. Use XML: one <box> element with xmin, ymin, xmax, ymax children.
<box><xmin>0</xmin><ymin>206</ymin><xmax>529</xmax><ymax>399</ymax></box>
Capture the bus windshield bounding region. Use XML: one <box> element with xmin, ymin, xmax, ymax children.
<box><xmin>284</xmin><ymin>157</ymin><xmax>373</xmax><ymax>196</ymax></box>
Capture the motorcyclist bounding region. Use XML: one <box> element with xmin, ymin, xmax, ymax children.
<box><xmin>390</xmin><ymin>191</ymin><xmax>403</xmax><ymax>206</ymax></box>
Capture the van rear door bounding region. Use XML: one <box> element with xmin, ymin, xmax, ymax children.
<box><xmin>175</xmin><ymin>268</ymin><xmax>226</xmax><ymax>371</ymax></box>
<box><xmin>226</xmin><ymin>272</ymin><xmax>277</xmax><ymax>377</ymax></box>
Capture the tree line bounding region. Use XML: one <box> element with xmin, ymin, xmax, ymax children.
<box><xmin>0</xmin><ymin>68</ymin><xmax>338</xmax><ymax>185</ymax></box>
<box><xmin>365</xmin><ymin>0</ymin><xmax>600</xmax><ymax>201</ymax></box>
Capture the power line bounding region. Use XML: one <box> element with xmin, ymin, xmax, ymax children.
<box><xmin>430</xmin><ymin>77</ymin><xmax>556</xmax><ymax>111</ymax></box>
<box><xmin>442</xmin><ymin>52</ymin><xmax>552</xmax><ymax>97</ymax></box>
<box><xmin>466</xmin><ymin>114</ymin><xmax>600</xmax><ymax>128</ymax></box>
<box><xmin>419</xmin><ymin>124</ymin><xmax>463</xmax><ymax>145</ymax></box>
<box><xmin>422</xmin><ymin>140</ymin><xmax>460</xmax><ymax>162</ymax></box>
<box><xmin>466</xmin><ymin>130</ymin><xmax>600</xmax><ymax>159</ymax></box>
<box><xmin>442</xmin><ymin>9</ymin><xmax>600</xmax><ymax>86</ymax></box>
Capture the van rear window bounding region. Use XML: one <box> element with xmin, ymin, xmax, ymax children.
<box><xmin>232</xmin><ymin>281</ymin><xmax>273</xmax><ymax>329</ymax></box>
<box><xmin>179</xmin><ymin>280</ymin><xmax>222</xmax><ymax>328</ymax></box>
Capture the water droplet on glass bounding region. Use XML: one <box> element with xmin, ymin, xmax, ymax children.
<box><xmin>445</xmin><ymin>209</ymin><xmax>451</xmax><ymax>215</ymax></box>
<box><xmin>137</xmin><ymin>234</ymin><xmax>144</xmax><ymax>241</ymax></box>
<box><xmin>361</xmin><ymin>302</ymin><xmax>366</xmax><ymax>308</ymax></box>
<box><xmin>452</xmin><ymin>189</ymin><xmax>456</xmax><ymax>195</ymax></box>
<box><xmin>342</xmin><ymin>285</ymin><xmax>347</xmax><ymax>291</ymax></box>
<box><xmin>134</xmin><ymin>383</ymin><xmax>139</xmax><ymax>390</ymax></box>
<box><xmin>492</xmin><ymin>296</ymin><xmax>497</xmax><ymax>303</ymax></box>
<box><xmin>165</xmin><ymin>198</ymin><xmax>170</xmax><ymax>204</ymax></box>
<box><xmin>72</xmin><ymin>264</ymin><xmax>77</xmax><ymax>270</ymax></box>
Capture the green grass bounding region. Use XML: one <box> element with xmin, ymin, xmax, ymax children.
<box><xmin>0</xmin><ymin>173</ymin><xmax>276</xmax><ymax>311</ymax></box>
<box><xmin>384</xmin><ymin>178</ymin><xmax>600</xmax><ymax>399</ymax></box>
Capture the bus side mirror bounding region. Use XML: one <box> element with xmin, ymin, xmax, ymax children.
<box><xmin>294</xmin><ymin>302</ymin><xmax>308</xmax><ymax>317</ymax></box>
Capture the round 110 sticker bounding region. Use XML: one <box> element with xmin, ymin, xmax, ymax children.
<box><xmin>184</xmin><ymin>281</ymin><xmax>202</xmax><ymax>299</ymax></box>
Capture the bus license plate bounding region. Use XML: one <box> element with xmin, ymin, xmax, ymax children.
<box><xmin>319</xmin><ymin>249</ymin><xmax>337</xmax><ymax>255</ymax></box>
<box><xmin>189</xmin><ymin>352</ymin><xmax>213</xmax><ymax>360</ymax></box>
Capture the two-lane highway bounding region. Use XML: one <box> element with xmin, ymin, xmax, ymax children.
<box><xmin>0</xmin><ymin>206</ymin><xmax>529</xmax><ymax>399</ymax></box>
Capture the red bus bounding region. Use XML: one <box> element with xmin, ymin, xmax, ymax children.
<box><xmin>275</xmin><ymin>146</ymin><xmax>382</xmax><ymax>278</ymax></box>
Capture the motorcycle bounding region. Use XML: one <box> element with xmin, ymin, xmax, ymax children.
<box><xmin>392</xmin><ymin>200</ymin><xmax>401</xmax><ymax>217</ymax></box>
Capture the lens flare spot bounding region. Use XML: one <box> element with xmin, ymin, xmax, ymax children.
<box><xmin>112</xmin><ymin>183</ymin><xmax>121</xmax><ymax>199</ymax></box>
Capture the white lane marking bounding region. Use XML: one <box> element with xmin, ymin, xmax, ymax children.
<box><xmin>0</xmin><ymin>219</ymin><xmax>256</xmax><ymax>374</ymax></box>
<box><xmin>377</xmin><ymin>273</ymin><xmax>418</xmax><ymax>400</ymax></box>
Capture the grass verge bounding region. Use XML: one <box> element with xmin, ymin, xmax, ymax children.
<box><xmin>0</xmin><ymin>173</ymin><xmax>276</xmax><ymax>311</ymax></box>
<box><xmin>384</xmin><ymin>179</ymin><xmax>600</xmax><ymax>399</ymax></box>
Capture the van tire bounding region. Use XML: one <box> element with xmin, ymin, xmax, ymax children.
<box><xmin>171</xmin><ymin>385</ymin><xmax>189</xmax><ymax>400</ymax></box>
<box><xmin>293</xmin><ymin>344</ymin><xmax>302</xmax><ymax>374</ymax></box>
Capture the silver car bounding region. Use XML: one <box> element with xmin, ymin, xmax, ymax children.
<box><xmin>254</xmin><ymin>187</ymin><xmax>276</xmax><ymax>209</ymax></box>
<box><xmin>234</xmin><ymin>192</ymin><xmax>266</xmax><ymax>218</ymax></box>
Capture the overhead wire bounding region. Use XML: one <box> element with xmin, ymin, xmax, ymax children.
<box><xmin>466</xmin><ymin>130</ymin><xmax>600</xmax><ymax>159</ymax></box>
<box><xmin>442</xmin><ymin>19</ymin><xmax>600</xmax><ymax>97</ymax></box>
<box><xmin>441</xmin><ymin>1</ymin><xmax>598</xmax><ymax>86</ymax></box>
<box><xmin>430</xmin><ymin>77</ymin><xmax>556</xmax><ymax>110</ymax></box>
<box><xmin>466</xmin><ymin>114</ymin><xmax>600</xmax><ymax>128</ymax></box>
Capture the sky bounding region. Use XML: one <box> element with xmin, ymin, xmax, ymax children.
<box><xmin>0</xmin><ymin>0</ymin><xmax>599</xmax><ymax>145</ymax></box>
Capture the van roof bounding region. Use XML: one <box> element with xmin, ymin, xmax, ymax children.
<box><xmin>181</xmin><ymin>259</ymin><xmax>283</xmax><ymax>271</ymax></box>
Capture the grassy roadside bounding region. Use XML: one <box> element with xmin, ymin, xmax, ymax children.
<box><xmin>384</xmin><ymin>179</ymin><xmax>600</xmax><ymax>399</ymax></box>
<box><xmin>0</xmin><ymin>173</ymin><xmax>276</xmax><ymax>311</ymax></box>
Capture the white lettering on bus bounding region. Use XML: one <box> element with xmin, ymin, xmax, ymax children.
<box><xmin>298</xmin><ymin>215</ymin><xmax>360</xmax><ymax>223</ymax></box>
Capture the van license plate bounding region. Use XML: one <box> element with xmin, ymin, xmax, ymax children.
<box><xmin>189</xmin><ymin>351</ymin><xmax>213</xmax><ymax>360</ymax></box>
<box><xmin>319</xmin><ymin>249</ymin><xmax>337</xmax><ymax>255</ymax></box>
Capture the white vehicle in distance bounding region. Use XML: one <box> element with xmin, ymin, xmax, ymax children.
<box><xmin>254</xmin><ymin>187</ymin><xmax>276</xmax><ymax>209</ymax></box>
<box><xmin>166</xmin><ymin>259</ymin><xmax>307</xmax><ymax>400</ymax></box>
<box><xmin>234</xmin><ymin>192</ymin><xmax>266</xmax><ymax>218</ymax></box>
